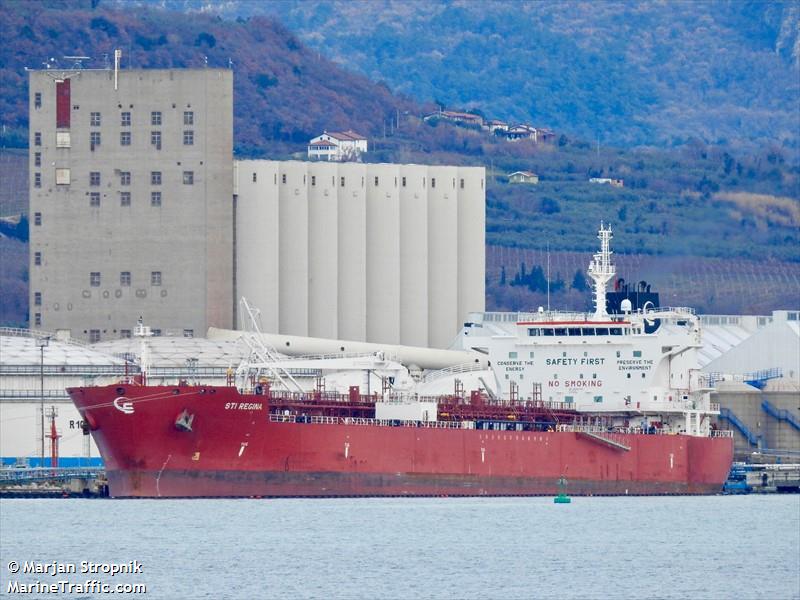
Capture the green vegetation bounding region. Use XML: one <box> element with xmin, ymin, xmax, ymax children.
<box><xmin>0</xmin><ymin>0</ymin><xmax>797</xmax><ymax>325</ymax></box>
<box><xmin>225</xmin><ymin>0</ymin><xmax>800</xmax><ymax>151</ymax></box>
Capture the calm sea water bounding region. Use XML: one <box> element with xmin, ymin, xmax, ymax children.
<box><xmin>1</xmin><ymin>496</ymin><xmax>798</xmax><ymax>599</ymax></box>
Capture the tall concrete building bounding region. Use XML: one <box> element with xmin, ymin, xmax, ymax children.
<box><xmin>28</xmin><ymin>67</ymin><xmax>233</xmax><ymax>341</ymax></box>
<box><xmin>234</xmin><ymin>161</ymin><xmax>485</xmax><ymax>348</ymax></box>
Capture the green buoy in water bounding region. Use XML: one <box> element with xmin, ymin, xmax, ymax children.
<box><xmin>554</xmin><ymin>475</ymin><xmax>571</xmax><ymax>504</ymax></box>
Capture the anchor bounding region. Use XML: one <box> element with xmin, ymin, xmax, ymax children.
<box><xmin>174</xmin><ymin>409</ymin><xmax>195</xmax><ymax>432</ymax></box>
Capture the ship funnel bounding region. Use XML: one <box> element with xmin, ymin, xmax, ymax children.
<box><xmin>587</xmin><ymin>223</ymin><xmax>616</xmax><ymax>319</ymax></box>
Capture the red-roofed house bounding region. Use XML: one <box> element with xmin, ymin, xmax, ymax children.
<box><xmin>308</xmin><ymin>130</ymin><xmax>368</xmax><ymax>161</ymax></box>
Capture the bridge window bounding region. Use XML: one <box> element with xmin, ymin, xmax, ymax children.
<box><xmin>610</xmin><ymin>328</ymin><xmax>622</xmax><ymax>335</ymax></box>
<box><xmin>554</xmin><ymin>328</ymin><xmax>567</xmax><ymax>336</ymax></box>
<box><xmin>568</xmin><ymin>328</ymin><xmax>581</xmax><ymax>336</ymax></box>
<box><xmin>595</xmin><ymin>328</ymin><xmax>609</xmax><ymax>335</ymax></box>
<box><xmin>542</xmin><ymin>328</ymin><xmax>554</xmax><ymax>336</ymax></box>
<box><xmin>528</xmin><ymin>328</ymin><xmax>540</xmax><ymax>336</ymax></box>
<box><xmin>581</xmin><ymin>328</ymin><xmax>595</xmax><ymax>336</ymax></box>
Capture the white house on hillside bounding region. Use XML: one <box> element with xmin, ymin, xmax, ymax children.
<box><xmin>308</xmin><ymin>130</ymin><xmax>368</xmax><ymax>161</ymax></box>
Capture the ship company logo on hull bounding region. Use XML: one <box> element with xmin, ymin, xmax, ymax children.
<box><xmin>113</xmin><ymin>396</ymin><xmax>135</xmax><ymax>415</ymax></box>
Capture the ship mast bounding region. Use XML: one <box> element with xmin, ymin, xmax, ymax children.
<box><xmin>587</xmin><ymin>223</ymin><xmax>616</xmax><ymax>319</ymax></box>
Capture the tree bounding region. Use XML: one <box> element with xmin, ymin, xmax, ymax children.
<box><xmin>571</xmin><ymin>269</ymin><xmax>588</xmax><ymax>291</ymax></box>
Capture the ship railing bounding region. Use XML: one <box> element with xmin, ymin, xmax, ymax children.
<box><xmin>420</xmin><ymin>362</ymin><xmax>486</xmax><ymax>383</ymax></box>
<box><xmin>711</xmin><ymin>429</ymin><xmax>734</xmax><ymax>438</ymax></box>
<box><xmin>557</xmin><ymin>424</ymin><xmax>671</xmax><ymax>435</ymax></box>
<box><xmin>268</xmin><ymin>413</ymin><xmax>471</xmax><ymax>429</ymax></box>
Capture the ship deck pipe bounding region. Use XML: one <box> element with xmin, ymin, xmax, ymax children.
<box><xmin>207</xmin><ymin>328</ymin><xmax>488</xmax><ymax>371</ymax></box>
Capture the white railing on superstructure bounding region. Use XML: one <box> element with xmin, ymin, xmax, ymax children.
<box><xmin>515</xmin><ymin>306</ymin><xmax>696</xmax><ymax>324</ymax></box>
<box><xmin>420</xmin><ymin>362</ymin><xmax>486</xmax><ymax>383</ymax></box>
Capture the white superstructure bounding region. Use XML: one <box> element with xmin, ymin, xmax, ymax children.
<box><xmin>453</xmin><ymin>226</ymin><xmax>720</xmax><ymax>436</ymax></box>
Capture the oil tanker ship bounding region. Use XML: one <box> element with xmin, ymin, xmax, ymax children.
<box><xmin>67</xmin><ymin>225</ymin><xmax>733</xmax><ymax>497</ymax></box>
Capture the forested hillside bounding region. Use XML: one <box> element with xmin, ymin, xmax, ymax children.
<box><xmin>0</xmin><ymin>0</ymin><xmax>422</xmax><ymax>154</ymax></box>
<box><xmin>0</xmin><ymin>0</ymin><xmax>798</xmax><ymax>326</ymax></box>
<box><xmin>138</xmin><ymin>0</ymin><xmax>800</xmax><ymax>151</ymax></box>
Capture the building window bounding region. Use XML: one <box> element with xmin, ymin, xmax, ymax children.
<box><xmin>34</xmin><ymin>132</ymin><xmax>41</xmax><ymax>146</ymax></box>
<box><xmin>120</xmin><ymin>131</ymin><xmax>131</xmax><ymax>146</ymax></box>
<box><xmin>460</xmin><ymin>178</ymin><xmax>465</xmax><ymax>189</ymax></box>
<box><xmin>374</xmin><ymin>176</ymin><xmax>379</xmax><ymax>186</ymax></box>
<box><xmin>151</xmin><ymin>111</ymin><xmax>162</xmax><ymax>126</ymax></box>
<box><xmin>90</xmin><ymin>272</ymin><xmax>101</xmax><ymax>287</ymax></box>
<box><xmin>402</xmin><ymin>176</ymin><xmax>406</xmax><ymax>187</ymax></box>
<box><xmin>90</xmin><ymin>172</ymin><xmax>100</xmax><ymax>186</ymax></box>
<box><xmin>34</xmin><ymin>92</ymin><xmax>42</xmax><ymax>108</ymax></box>
<box><xmin>183</xmin><ymin>329</ymin><xmax>194</xmax><ymax>338</ymax></box>
<box><xmin>34</xmin><ymin>252</ymin><xmax>41</xmax><ymax>266</ymax></box>
<box><xmin>56</xmin><ymin>131</ymin><xmax>70</xmax><ymax>148</ymax></box>
<box><xmin>121</xmin><ymin>112</ymin><xmax>131</xmax><ymax>127</ymax></box>
<box><xmin>34</xmin><ymin>173</ymin><xmax>41</xmax><ymax>188</ymax></box>
<box><xmin>282</xmin><ymin>174</ymin><xmax>287</xmax><ymax>184</ymax></box>
<box><xmin>90</xmin><ymin>131</ymin><xmax>101</xmax><ymax>150</ymax></box>
<box><xmin>120</xmin><ymin>191</ymin><xmax>131</xmax><ymax>206</ymax></box>
<box><xmin>340</xmin><ymin>176</ymin><xmax>345</xmax><ymax>187</ymax></box>
<box><xmin>183</xmin><ymin>111</ymin><xmax>194</xmax><ymax>125</ymax></box>
<box><xmin>183</xmin><ymin>171</ymin><xmax>194</xmax><ymax>185</ymax></box>
<box><xmin>89</xmin><ymin>329</ymin><xmax>101</xmax><ymax>343</ymax></box>
<box><xmin>151</xmin><ymin>131</ymin><xmax>161</xmax><ymax>150</ymax></box>
<box><xmin>151</xmin><ymin>191</ymin><xmax>161</xmax><ymax>207</ymax></box>
<box><xmin>120</xmin><ymin>329</ymin><xmax>132</xmax><ymax>339</ymax></box>
<box><xmin>90</xmin><ymin>192</ymin><xmax>100</xmax><ymax>207</ymax></box>
<box><xmin>34</xmin><ymin>292</ymin><xmax>42</xmax><ymax>306</ymax></box>
<box><xmin>55</xmin><ymin>168</ymin><xmax>70</xmax><ymax>185</ymax></box>
<box><xmin>34</xmin><ymin>313</ymin><xmax>42</xmax><ymax>327</ymax></box>
<box><xmin>90</xmin><ymin>112</ymin><xmax>101</xmax><ymax>126</ymax></box>
<box><xmin>183</xmin><ymin>130</ymin><xmax>194</xmax><ymax>145</ymax></box>
<box><xmin>151</xmin><ymin>271</ymin><xmax>162</xmax><ymax>286</ymax></box>
<box><xmin>120</xmin><ymin>171</ymin><xmax>131</xmax><ymax>186</ymax></box>
<box><xmin>34</xmin><ymin>212</ymin><xmax>41</xmax><ymax>226</ymax></box>
<box><xmin>431</xmin><ymin>178</ymin><xmax>436</xmax><ymax>188</ymax></box>
<box><xmin>34</xmin><ymin>152</ymin><xmax>41</xmax><ymax>167</ymax></box>
<box><xmin>151</xmin><ymin>171</ymin><xmax>162</xmax><ymax>185</ymax></box>
<box><xmin>252</xmin><ymin>172</ymin><xmax>257</xmax><ymax>183</ymax></box>
<box><xmin>120</xmin><ymin>271</ymin><xmax>131</xmax><ymax>286</ymax></box>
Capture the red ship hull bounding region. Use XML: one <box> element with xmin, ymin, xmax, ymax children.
<box><xmin>68</xmin><ymin>384</ymin><xmax>733</xmax><ymax>498</ymax></box>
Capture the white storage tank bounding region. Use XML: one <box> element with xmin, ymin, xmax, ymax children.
<box><xmin>235</xmin><ymin>160</ymin><xmax>280</xmax><ymax>332</ymax></box>
<box><xmin>427</xmin><ymin>166</ymin><xmax>459</xmax><ymax>349</ymax></box>
<box><xmin>278</xmin><ymin>162</ymin><xmax>310</xmax><ymax>336</ymax></box>
<box><xmin>307</xmin><ymin>162</ymin><xmax>339</xmax><ymax>340</ymax></box>
<box><xmin>457</xmin><ymin>167</ymin><xmax>486</xmax><ymax>329</ymax></box>
<box><xmin>337</xmin><ymin>163</ymin><xmax>368</xmax><ymax>341</ymax></box>
<box><xmin>366</xmin><ymin>164</ymin><xmax>401</xmax><ymax>344</ymax></box>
